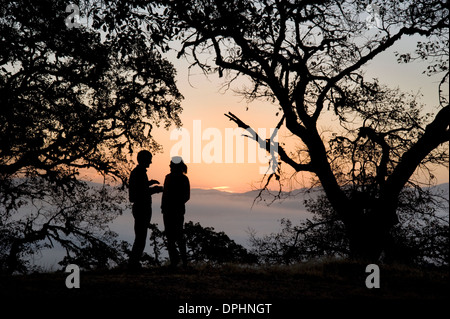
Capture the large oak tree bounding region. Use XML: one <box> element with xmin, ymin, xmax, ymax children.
<box><xmin>0</xmin><ymin>0</ymin><xmax>182</xmax><ymax>273</ymax></box>
<box><xmin>108</xmin><ymin>0</ymin><xmax>449</xmax><ymax>260</ymax></box>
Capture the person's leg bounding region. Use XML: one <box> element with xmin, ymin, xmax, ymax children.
<box><xmin>129</xmin><ymin>204</ymin><xmax>151</xmax><ymax>268</ymax></box>
<box><xmin>167</xmin><ymin>239</ymin><xmax>180</xmax><ymax>267</ymax></box>
<box><xmin>164</xmin><ymin>214</ymin><xmax>180</xmax><ymax>267</ymax></box>
<box><xmin>175</xmin><ymin>215</ymin><xmax>187</xmax><ymax>267</ymax></box>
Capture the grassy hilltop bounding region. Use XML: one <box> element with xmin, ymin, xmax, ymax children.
<box><xmin>1</xmin><ymin>260</ymin><xmax>448</xmax><ymax>301</ymax></box>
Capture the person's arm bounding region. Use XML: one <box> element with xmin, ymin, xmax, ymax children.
<box><xmin>183</xmin><ymin>176</ymin><xmax>190</xmax><ymax>203</ymax></box>
<box><xmin>128</xmin><ymin>170</ymin><xmax>136</xmax><ymax>202</ymax></box>
<box><xmin>149</xmin><ymin>184</ymin><xmax>163</xmax><ymax>195</ymax></box>
<box><xmin>161</xmin><ymin>175</ymin><xmax>170</xmax><ymax>211</ymax></box>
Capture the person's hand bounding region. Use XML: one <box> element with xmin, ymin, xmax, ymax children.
<box><xmin>153</xmin><ymin>185</ymin><xmax>163</xmax><ymax>193</ymax></box>
<box><xmin>149</xmin><ymin>179</ymin><xmax>160</xmax><ymax>186</ymax></box>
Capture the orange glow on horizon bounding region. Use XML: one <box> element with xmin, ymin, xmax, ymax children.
<box><xmin>82</xmin><ymin>38</ymin><xmax>449</xmax><ymax>194</ymax></box>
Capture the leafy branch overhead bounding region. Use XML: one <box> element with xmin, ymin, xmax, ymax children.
<box><xmin>146</xmin><ymin>0</ymin><xmax>449</xmax><ymax>261</ymax></box>
<box><xmin>0</xmin><ymin>0</ymin><xmax>183</xmax><ymax>274</ymax></box>
<box><xmin>1</xmin><ymin>0</ymin><xmax>448</xmax><ymax>273</ymax></box>
<box><xmin>0</xmin><ymin>0</ymin><xmax>183</xmax><ymax>188</ymax></box>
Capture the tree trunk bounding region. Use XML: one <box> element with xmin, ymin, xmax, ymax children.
<box><xmin>6</xmin><ymin>240</ymin><xmax>22</xmax><ymax>275</ymax></box>
<box><xmin>345</xmin><ymin>214</ymin><xmax>389</xmax><ymax>262</ymax></box>
<box><xmin>343</xmin><ymin>196</ymin><xmax>399</xmax><ymax>263</ymax></box>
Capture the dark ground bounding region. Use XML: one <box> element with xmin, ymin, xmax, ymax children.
<box><xmin>1</xmin><ymin>260</ymin><xmax>448</xmax><ymax>316</ymax></box>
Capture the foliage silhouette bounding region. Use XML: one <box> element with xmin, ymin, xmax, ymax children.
<box><xmin>0</xmin><ymin>0</ymin><xmax>182</xmax><ymax>274</ymax></box>
<box><xmin>249</xmin><ymin>185</ymin><xmax>449</xmax><ymax>267</ymax></box>
<box><xmin>133</xmin><ymin>0</ymin><xmax>448</xmax><ymax>261</ymax></box>
<box><xmin>138</xmin><ymin>221</ymin><xmax>257</xmax><ymax>267</ymax></box>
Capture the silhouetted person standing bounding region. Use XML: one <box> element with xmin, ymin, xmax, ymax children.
<box><xmin>128</xmin><ymin>150</ymin><xmax>163</xmax><ymax>270</ymax></box>
<box><xmin>161</xmin><ymin>157</ymin><xmax>190</xmax><ymax>269</ymax></box>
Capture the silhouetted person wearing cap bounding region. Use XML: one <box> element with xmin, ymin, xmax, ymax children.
<box><xmin>161</xmin><ymin>157</ymin><xmax>190</xmax><ymax>269</ymax></box>
<box><xmin>128</xmin><ymin>150</ymin><xmax>163</xmax><ymax>270</ymax></box>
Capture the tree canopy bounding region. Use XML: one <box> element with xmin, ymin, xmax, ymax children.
<box><xmin>115</xmin><ymin>0</ymin><xmax>448</xmax><ymax>260</ymax></box>
<box><xmin>0</xmin><ymin>0</ymin><xmax>182</xmax><ymax>273</ymax></box>
<box><xmin>1</xmin><ymin>0</ymin><xmax>448</xmax><ymax>271</ymax></box>
<box><xmin>0</xmin><ymin>0</ymin><xmax>182</xmax><ymax>190</ymax></box>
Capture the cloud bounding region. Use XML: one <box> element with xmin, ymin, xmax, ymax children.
<box><xmin>28</xmin><ymin>183</ymin><xmax>449</xmax><ymax>269</ymax></box>
<box><xmin>113</xmin><ymin>188</ymin><xmax>313</xmax><ymax>250</ymax></box>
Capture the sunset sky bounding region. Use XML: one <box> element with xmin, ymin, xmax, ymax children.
<box><xmin>134</xmin><ymin>34</ymin><xmax>448</xmax><ymax>193</ymax></box>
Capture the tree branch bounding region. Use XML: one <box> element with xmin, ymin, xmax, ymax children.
<box><xmin>313</xmin><ymin>21</ymin><xmax>449</xmax><ymax>121</ymax></box>
<box><xmin>224</xmin><ymin>112</ymin><xmax>314</xmax><ymax>173</ymax></box>
<box><xmin>386</xmin><ymin>104</ymin><xmax>450</xmax><ymax>198</ymax></box>
<box><xmin>357</xmin><ymin>127</ymin><xmax>391</xmax><ymax>187</ymax></box>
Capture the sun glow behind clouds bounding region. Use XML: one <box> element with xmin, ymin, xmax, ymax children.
<box><xmin>81</xmin><ymin>35</ymin><xmax>448</xmax><ymax>194</ymax></box>
<box><xmin>211</xmin><ymin>186</ymin><xmax>233</xmax><ymax>192</ymax></box>
<box><xmin>150</xmin><ymin>34</ymin><xmax>449</xmax><ymax>192</ymax></box>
